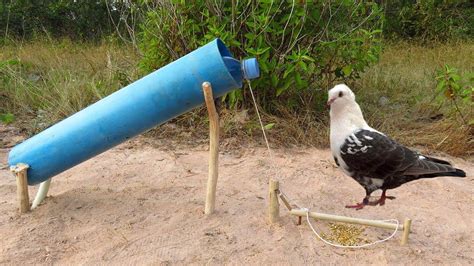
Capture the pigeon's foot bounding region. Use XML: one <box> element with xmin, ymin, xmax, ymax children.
<box><xmin>380</xmin><ymin>195</ymin><xmax>396</xmax><ymax>205</ymax></box>
<box><xmin>345</xmin><ymin>197</ymin><xmax>369</xmax><ymax>210</ymax></box>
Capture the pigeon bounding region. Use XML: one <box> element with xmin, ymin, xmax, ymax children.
<box><xmin>328</xmin><ymin>84</ymin><xmax>466</xmax><ymax>210</ymax></box>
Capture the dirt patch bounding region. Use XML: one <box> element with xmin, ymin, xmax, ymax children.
<box><xmin>0</xmin><ymin>125</ymin><xmax>473</xmax><ymax>264</ymax></box>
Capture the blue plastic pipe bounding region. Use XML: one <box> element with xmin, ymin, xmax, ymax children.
<box><xmin>8</xmin><ymin>39</ymin><xmax>259</xmax><ymax>185</ymax></box>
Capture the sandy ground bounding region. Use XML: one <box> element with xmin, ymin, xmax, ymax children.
<box><xmin>0</xmin><ymin>124</ymin><xmax>473</xmax><ymax>265</ymax></box>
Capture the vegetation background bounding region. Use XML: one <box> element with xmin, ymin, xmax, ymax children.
<box><xmin>0</xmin><ymin>0</ymin><xmax>472</xmax><ymax>156</ymax></box>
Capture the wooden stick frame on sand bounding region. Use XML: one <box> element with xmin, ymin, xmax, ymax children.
<box><xmin>269</xmin><ymin>180</ymin><xmax>412</xmax><ymax>245</ymax></box>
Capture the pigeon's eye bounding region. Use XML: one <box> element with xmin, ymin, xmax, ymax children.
<box><xmin>338</xmin><ymin>91</ymin><xmax>344</xmax><ymax>97</ymax></box>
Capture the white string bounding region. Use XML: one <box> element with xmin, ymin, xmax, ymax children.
<box><xmin>246</xmin><ymin>80</ymin><xmax>278</xmax><ymax>176</ymax></box>
<box><xmin>301</xmin><ymin>208</ymin><xmax>400</xmax><ymax>248</ymax></box>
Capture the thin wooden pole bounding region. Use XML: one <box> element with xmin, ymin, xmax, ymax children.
<box><xmin>401</xmin><ymin>218</ymin><xmax>412</xmax><ymax>245</ymax></box>
<box><xmin>278</xmin><ymin>191</ymin><xmax>293</xmax><ymax>211</ymax></box>
<box><xmin>10</xmin><ymin>163</ymin><xmax>30</xmax><ymax>213</ymax></box>
<box><xmin>268</xmin><ymin>179</ymin><xmax>280</xmax><ymax>223</ymax></box>
<box><xmin>290</xmin><ymin>209</ymin><xmax>404</xmax><ymax>231</ymax></box>
<box><xmin>202</xmin><ymin>82</ymin><xmax>219</xmax><ymax>215</ymax></box>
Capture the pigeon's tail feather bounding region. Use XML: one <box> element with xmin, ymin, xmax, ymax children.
<box><xmin>452</xmin><ymin>168</ymin><xmax>466</xmax><ymax>177</ymax></box>
<box><xmin>420</xmin><ymin>168</ymin><xmax>466</xmax><ymax>178</ymax></box>
<box><xmin>403</xmin><ymin>159</ymin><xmax>461</xmax><ymax>176</ymax></box>
<box><xmin>397</xmin><ymin>168</ymin><xmax>466</xmax><ymax>187</ymax></box>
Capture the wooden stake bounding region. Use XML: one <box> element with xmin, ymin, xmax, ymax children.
<box><xmin>401</xmin><ymin>218</ymin><xmax>412</xmax><ymax>245</ymax></box>
<box><xmin>290</xmin><ymin>209</ymin><xmax>404</xmax><ymax>231</ymax></box>
<box><xmin>268</xmin><ymin>179</ymin><xmax>280</xmax><ymax>223</ymax></box>
<box><xmin>202</xmin><ymin>82</ymin><xmax>219</xmax><ymax>215</ymax></box>
<box><xmin>10</xmin><ymin>163</ymin><xmax>30</xmax><ymax>213</ymax></box>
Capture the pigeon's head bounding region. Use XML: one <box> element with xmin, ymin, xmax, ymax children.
<box><xmin>327</xmin><ymin>84</ymin><xmax>356</xmax><ymax>110</ymax></box>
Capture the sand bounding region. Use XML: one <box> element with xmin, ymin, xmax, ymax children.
<box><xmin>0</xmin><ymin>124</ymin><xmax>473</xmax><ymax>265</ymax></box>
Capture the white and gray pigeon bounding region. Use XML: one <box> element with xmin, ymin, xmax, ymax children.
<box><xmin>328</xmin><ymin>84</ymin><xmax>466</xmax><ymax>210</ymax></box>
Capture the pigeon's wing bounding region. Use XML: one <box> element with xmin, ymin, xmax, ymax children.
<box><xmin>339</xmin><ymin>130</ymin><xmax>418</xmax><ymax>179</ymax></box>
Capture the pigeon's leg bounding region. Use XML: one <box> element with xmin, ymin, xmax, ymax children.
<box><xmin>379</xmin><ymin>189</ymin><xmax>396</xmax><ymax>205</ymax></box>
<box><xmin>383</xmin><ymin>190</ymin><xmax>396</xmax><ymax>200</ymax></box>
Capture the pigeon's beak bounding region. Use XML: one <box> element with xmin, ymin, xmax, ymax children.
<box><xmin>327</xmin><ymin>98</ymin><xmax>335</xmax><ymax>108</ymax></box>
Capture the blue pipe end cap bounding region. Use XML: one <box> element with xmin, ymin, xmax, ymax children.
<box><xmin>242</xmin><ymin>58</ymin><xmax>260</xmax><ymax>80</ymax></box>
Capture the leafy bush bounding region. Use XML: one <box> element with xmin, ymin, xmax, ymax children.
<box><xmin>0</xmin><ymin>0</ymin><xmax>138</xmax><ymax>41</ymax></box>
<box><xmin>382</xmin><ymin>0</ymin><xmax>473</xmax><ymax>41</ymax></box>
<box><xmin>139</xmin><ymin>1</ymin><xmax>383</xmax><ymax>113</ymax></box>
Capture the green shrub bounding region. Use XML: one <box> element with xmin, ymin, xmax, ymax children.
<box><xmin>382</xmin><ymin>0</ymin><xmax>473</xmax><ymax>41</ymax></box>
<box><xmin>435</xmin><ymin>64</ymin><xmax>473</xmax><ymax>125</ymax></box>
<box><xmin>139</xmin><ymin>1</ymin><xmax>383</xmax><ymax>113</ymax></box>
<box><xmin>0</xmin><ymin>0</ymin><xmax>138</xmax><ymax>41</ymax></box>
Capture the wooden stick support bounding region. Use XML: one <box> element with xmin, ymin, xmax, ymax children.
<box><xmin>32</xmin><ymin>178</ymin><xmax>52</xmax><ymax>209</ymax></box>
<box><xmin>278</xmin><ymin>191</ymin><xmax>293</xmax><ymax>211</ymax></box>
<box><xmin>290</xmin><ymin>209</ymin><xmax>404</xmax><ymax>231</ymax></box>
<box><xmin>10</xmin><ymin>163</ymin><xmax>30</xmax><ymax>213</ymax></box>
<box><xmin>202</xmin><ymin>82</ymin><xmax>219</xmax><ymax>215</ymax></box>
<box><xmin>401</xmin><ymin>218</ymin><xmax>412</xmax><ymax>245</ymax></box>
<box><xmin>268</xmin><ymin>179</ymin><xmax>280</xmax><ymax>223</ymax></box>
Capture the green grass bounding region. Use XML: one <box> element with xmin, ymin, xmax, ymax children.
<box><xmin>355</xmin><ymin>41</ymin><xmax>473</xmax><ymax>156</ymax></box>
<box><xmin>358</xmin><ymin>41</ymin><xmax>473</xmax><ymax>115</ymax></box>
<box><xmin>1</xmin><ymin>39</ymin><xmax>472</xmax><ymax>156</ymax></box>
<box><xmin>0</xmin><ymin>38</ymin><xmax>140</xmax><ymax>133</ymax></box>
